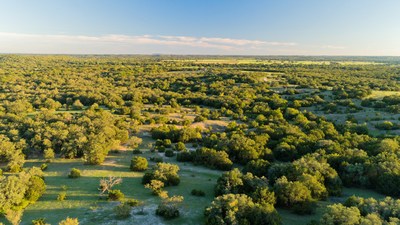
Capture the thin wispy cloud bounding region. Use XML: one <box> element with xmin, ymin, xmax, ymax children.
<box><xmin>0</xmin><ymin>32</ymin><xmax>296</xmax><ymax>54</ymax></box>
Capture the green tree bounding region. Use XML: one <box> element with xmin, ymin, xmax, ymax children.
<box><xmin>321</xmin><ymin>204</ymin><xmax>361</xmax><ymax>225</ymax></box>
<box><xmin>130</xmin><ymin>156</ymin><xmax>148</xmax><ymax>171</ymax></box>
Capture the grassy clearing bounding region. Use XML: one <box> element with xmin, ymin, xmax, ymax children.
<box><xmin>2</xmin><ymin>144</ymin><xmax>221</xmax><ymax>225</ymax></box>
<box><xmin>365</xmin><ymin>90</ymin><xmax>400</xmax><ymax>99</ymax></box>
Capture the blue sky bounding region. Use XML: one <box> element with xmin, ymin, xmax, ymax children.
<box><xmin>0</xmin><ymin>0</ymin><xmax>399</xmax><ymax>55</ymax></box>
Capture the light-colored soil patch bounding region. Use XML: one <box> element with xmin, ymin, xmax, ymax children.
<box><xmin>190</xmin><ymin>119</ymin><xmax>229</xmax><ymax>132</ymax></box>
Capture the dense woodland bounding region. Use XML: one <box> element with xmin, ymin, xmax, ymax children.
<box><xmin>1</xmin><ymin>55</ymin><xmax>400</xmax><ymax>225</ymax></box>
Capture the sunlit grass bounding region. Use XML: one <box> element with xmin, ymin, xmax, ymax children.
<box><xmin>5</xmin><ymin>145</ymin><xmax>221</xmax><ymax>225</ymax></box>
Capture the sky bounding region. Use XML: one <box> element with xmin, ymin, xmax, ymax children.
<box><xmin>0</xmin><ymin>0</ymin><xmax>399</xmax><ymax>55</ymax></box>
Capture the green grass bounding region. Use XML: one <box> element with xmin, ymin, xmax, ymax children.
<box><xmin>0</xmin><ymin>146</ymin><xmax>221</xmax><ymax>225</ymax></box>
<box><xmin>365</xmin><ymin>90</ymin><xmax>400</xmax><ymax>99</ymax></box>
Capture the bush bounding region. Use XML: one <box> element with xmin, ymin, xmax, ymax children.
<box><xmin>57</xmin><ymin>192</ymin><xmax>67</xmax><ymax>201</ymax></box>
<box><xmin>144</xmin><ymin>179</ymin><xmax>165</xmax><ymax>195</ymax></box>
<box><xmin>156</xmin><ymin>196</ymin><xmax>183</xmax><ymax>219</ymax></box>
<box><xmin>142</xmin><ymin>163</ymin><xmax>180</xmax><ymax>186</ymax></box>
<box><xmin>32</xmin><ymin>218</ymin><xmax>48</xmax><ymax>225</ymax></box>
<box><xmin>174</xmin><ymin>142</ymin><xmax>186</xmax><ymax>152</ymax></box>
<box><xmin>25</xmin><ymin>176</ymin><xmax>46</xmax><ymax>202</ymax></box>
<box><xmin>68</xmin><ymin>168</ymin><xmax>81</xmax><ymax>178</ymax></box>
<box><xmin>58</xmin><ymin>217</ymin><xmax>79</xmax><ymax>225</ymax></box>
<box><xmin>126</xmin><ymin>198</ymin><xmax>142</xmax><ymax>207</ymax></box>
<box><xmin>130</xmin><ymin>156</ymin><xmax>148</xmax><ymax>171</ymax></box>
<box><xmin>193</xmin><ymin>148</ymin><xmax>233</xmax><ymax>170</ymax></box>
<box><xmin>40</xmin><ymin>163</ymin><xmax>48</xmax><ymax>171</ymax></box>
<box><xmin>156</xmin><ymin>205</ymin><xmax>180</xmax><ymax>219</ymax></box>
<box><xmin>108</xmin><ymin>189</ymin><xmax>125</xmax><ymax>201</ymax></box>
<box><xmin>165</xmin><ymin>150</ymin><xmax>175</xmax><ymax>157</ymax></box>
<box><xmin>191</xmin><ymin>189</ymin><xmax>205</xmax><ymax>196</ymax></box>
<box><xmin>156</xmin><ymin>145</ymin><xmax>166</xmax><ymax>152</ymax></box>
<box><xmin>114</xmin><ymin>203</ymin><xmax>131</xmax><ymax>219</ymax></box>
<box><xmin>163</xmin><ymin>139</ymin><xmax>172</xmax><ymax>148</ymax></box>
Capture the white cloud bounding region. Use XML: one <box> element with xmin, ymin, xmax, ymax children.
<box><xmin>0</xmin><ymin>32</ymin><xmax>297</xmax><ymax>54</ymax></box>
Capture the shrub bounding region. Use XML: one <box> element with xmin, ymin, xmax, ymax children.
<box><xmin>174</xmin><ymin>142</ymin><xmax>186</xmax><ymax>152</ymax></box>
<box><xmin>130</xmin><ymin>156</ymin><xmax>148</xmax><ymax>171</ymax></box>
<box><xmin>126</xmin><ymin>198</ymin><xmax>142</xmax><ymax>207</ymax></box>
<box><xmin>163</xmin><ymin>139</ymin><xmax>172</xmax><ymax>148</ymax></box>
<box><xmin>191</xmin><ymin>189</ymin><xmax>205</xmax><ymax>196</ymax></box>
<box><xmin>194</xmin><ymin>115</ymin><xmax>206</xmax><ymax>122</ymax></box>
<box><xmin>57</xmin><ymin>192</ymin><xmax>67</xmax><ymax>201</ymax></box>
<box><xmin>40</xmin><ymin>163</ymin><xmax>48</xmax><ymax>171</ymax></box>
<box><xmin>32</xmin><ymin>218</ymin><xmax>48</xmax><ymax>225</ymax></box>
<box><xmin>108</xmin><ymin>189</ymin><xmax>125</xmax><ymax>201</ymax></box>
<box><xmin>165</xmin><ymin>150</ymin><xmax>175</xmax><ymax>157</ymax></box>
<box><xmin>114</xmin><ymin>203</ymin><xmax>131</xmax><ymax>219</ymax></box>
<box><xmin>156</xmin><ymin>196</ymin><xmax>183</xmax><ymax>219</ymax></box>
<box><xmin>193</xmin><ymin>148</ymin><xmax>233</xmax><ymax>170</ymax></box>
<box><xmin>156</xmin><ymin>145</ymin><xmax>166</xmax><ymax>152</ymax></box>
<box><xmin>144</xmin><ymin>179</ymin><xmax>165</xmax><ymax>195</ymax></box>
<box><xmin>58</xmin><ymin>217</ymin><xmax>79</xmax><ymax>225</ymax></box>
<box><xmin>44</xmin><ymin>148</ymin><xmax>55</xmax><ymax>160</ymax></box>
<box><xmin>68</xmin><ymin>168</ymin><xmax>81</xmax><ymax>178</ymax></box>
<box><xmin>156</xmin><ymin>205</ymin><xmax>180</xmax><ymax>219</ymax></box>
<box><xmin>25</xmin><ymin>176</ymin><xmax>46</xmax><ymax>202</ymax></box>
<box><xmin>142</xmin><ymin>163</ymin><xmax>180</xmax><ymax>186</ymax></box>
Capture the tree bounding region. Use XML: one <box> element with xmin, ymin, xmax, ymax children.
<box><xmin>243</xmin><ymin>159</ymin><xmax>270</xmax><ymax>177</ymax></box>
<box><xmin>25</xmin><ymin>175</ymin><xmax>46</xmax><ymax>202</ymax></box>
<box><xmin>126</xmin><ymin>136</ymin><xmax>143</xmax><ymax>149</ymax></box>
<box><xmin>4</xmin><ymin>209</ymin><xmax>23</xmax><ymax>225</ymax></box>
<box><xmin>130</xmin><ymin>156</ymin><xmax>148</xmax><ymax>171</ymax></box>
<box><xmin>72</xmin><ymin>100</ymin><xmax>84</xmax><ymax>110</ymax></box>
<box><xmin>204</xmin><ymin>194</ymin><xmax>281</xmax><ymax>225</ymax></box>
<box><xmin>44</xmin><ymin>148</ymin><xmax>55</xmax><ymax>160</ymax></box>
<box><xmin>174</xmin><ymin>142</ymin><xmax>186</xmax><ymax>152</ymax></box>
<box><xmin>0</xmin><ymin>135</ymin><xmax>25</xmax><ymax>172</ymax></box>
<box><xmin>193</xmin><ymin>147</ymin><xmax>233</xmax><ymax>170</ymax></box>
<box><xmin>298</xmin><ymin>174</ymin><xmax>328</xmax><ymax>200</ymax></box>
<box><xmin>142</xmin><ymin>163</ymin><xmax>180</xmax><ymax>186</ymax></box>
<box><xmin>0</xmin><ymin>176</ymin><xmax>28</xmax><ymax>211</ymax></box>
<box><xmin>145</xmin><ymin>179</ymin><xmax>165</xmax><ymax>195</ymax></box>
<box><xmin>321</xmin><ymin>204</ymin><xmax>361</xmax><ymax>225</ymax></box>
<box><xmin>98</xmin><ymin>176</ymin><xmax>122</xmax><ymax>196</ymax></box>
<box><xmin>377</xmin><ymin>138</ymin><xmax>399</xmax><ymax>154</ymax></box>
<box><xmin>273</xmin><ymin>176</ymin><xmax>315</xmax><ymax>214</ymax></box>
